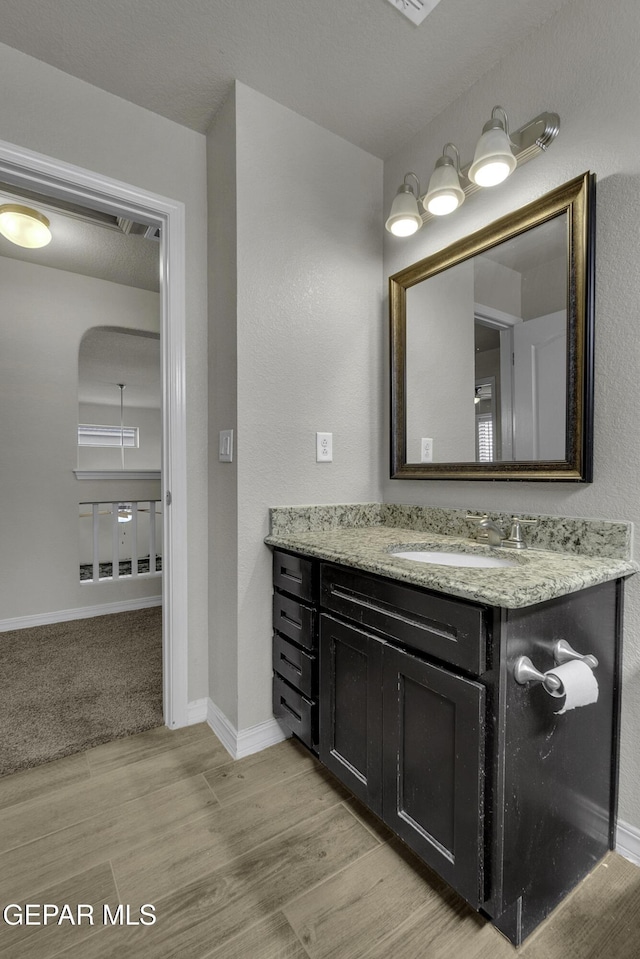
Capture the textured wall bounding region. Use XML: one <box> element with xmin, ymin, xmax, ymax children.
<box><xmin>0</xmin><ymin>43</ymin><xmax>208</xmax><ymax>697</ymax></box>
<box><xmin>211</xmin><ymin>83</ymin><xmax>384</xmax><ymax>731</ymax></box>
<box><xmin>383</xmin><ymin>0</ymin><xmax>640</xmax><ymax>829</ymax></box>
<box><xmin>207</xmin><ymin>89</ymin><xmax>240</xmax><ymax>728</ymax></box>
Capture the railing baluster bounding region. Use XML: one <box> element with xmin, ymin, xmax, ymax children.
<box><xmin>149</xmin><ymin>500</ymin><xmax>156</xmax><ymax>575</ymax></box>
<box><xmin>131</xmin><ymin>504</ymin><xmax>138</xmax><ymax>576</ymax></box>
<box><xmin>92</xmin><ymin>503</ymin><xmax>100</xmax><ymax>583</ymax></box>
<box><xmin>112</xmin><ymin>503</ymin><xmax>120</xmax><ymax>580</ymax></box>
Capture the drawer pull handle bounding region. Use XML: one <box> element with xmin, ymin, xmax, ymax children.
<box><xmin>280</xmin><ymin>565</ymin><xmax>302</xmax><ymax>584</ymax></box>
<box><xmin>280</xmin><ymin>653</ymin><xmax>302</xmax><ymax>675</ymax></box>
<box><xmin>280</xmin><ymin>698</ymin><xmax>302</xmax><ymax>723</ymax></box>
<box><xmin>280</xmin><ymin>608</ymin><xmax>302</xmax><ymax>628</ymax></box>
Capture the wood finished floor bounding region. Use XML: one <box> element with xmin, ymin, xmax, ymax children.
<box><xmin>1</xmin><ymin>724</ymin><xmax>639</xmax><ymax>959</ymax></box>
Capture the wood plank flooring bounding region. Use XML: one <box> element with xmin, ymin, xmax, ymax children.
<box><xmin>0</xmin><ymin>723</ymin><xmax>639</xmax><ymax>959</ymax></box>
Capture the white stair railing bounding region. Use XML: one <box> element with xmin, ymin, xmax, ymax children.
<box><xmin>79</xmin><ymin>500</ymin><xmax>162</xmax><ymax>583</ymax></box>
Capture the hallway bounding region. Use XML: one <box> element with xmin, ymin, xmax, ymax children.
<box><xmin>0</xmin><ymin>607</ymin><xmax>162</xmax><ymax>776</ymax></box>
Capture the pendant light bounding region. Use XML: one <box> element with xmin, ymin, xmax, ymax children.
<box><xmin>385</xmin><ymin>173</ymin><xmax>423</xmax><ymax>237</ymax></box>
<box><xmin>424</xmin><ymin>143</ymin><xmax>465</xmax><ymax>216</ymax></box>
<box><xmin>0</xmin><ymin>204</ymin><xmax>52</xmax><ymax>248</ymax></box>
<box><xmin>468</xmin><ymin>106</ymin><xmax>517</xmax><ymax>188</ymax></box>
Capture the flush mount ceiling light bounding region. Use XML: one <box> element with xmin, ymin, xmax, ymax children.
<box><xmin>424</xmin><ymin>143</ymin><xmax>465</xmax><ymax>217</ymax></box>
<box><xmin>385</xmin><ymin>173</ymin><xmax>423</xmax><ymax>237</ymax></box>
<box><xmin>385</xmin><ymin>107</ymin><xmax>560</xmax><ymax>236</ymax></box>
<box><xmin>0</xmin><ymin>204</ymin><xmax>52</xmax><ymax>248</ymax></box>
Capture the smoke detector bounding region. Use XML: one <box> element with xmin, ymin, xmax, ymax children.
<box><xmin>385</xmin><ymin>0</ymin><xmax>443</xmax><ymax>26</ymax></box>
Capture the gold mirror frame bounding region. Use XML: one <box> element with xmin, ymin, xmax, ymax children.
<box><xmin>390</xmin><ymin>173</ymin><xmax>595</xmax><ymax>482</ymax></box>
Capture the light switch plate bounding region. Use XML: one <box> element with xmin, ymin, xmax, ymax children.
<box><xmin>219</xmin><ymin>429</ymin><xmax>233</xmax><ymax>462</ymax></box>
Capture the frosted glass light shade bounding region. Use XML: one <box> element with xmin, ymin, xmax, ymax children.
<box><xmin>424</xmin><ymin>158</ymin><xmax>465</xmax><ymax>216</ymax></box>
<box><xmin>385</xmin><ymin>187</ymin><xmax>423</xmax><ymax>236</ymax></box>
<box><xmin>0</xmin><ymin>204</ymin><xmax>52</xmax><ymax>248</ymax></box>
<box><xmin>468</xmin><ymin>125</ymin><xmax>517</xmax><ymax>187</ymax></box>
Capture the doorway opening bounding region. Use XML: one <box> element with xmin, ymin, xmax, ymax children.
<box><xmin>0</xmin><ymin>138</ymin><xmax>188</xmax><ymax>763</ymax></box>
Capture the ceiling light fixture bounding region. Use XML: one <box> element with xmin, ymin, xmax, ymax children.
<box><xmin>468</xmin><ymin>106</ymin><xmax>516</xmax><ymax>187</ymax></box>
<box><xmin>424</xmin><ymin>143</ymin><xmax>465</xmax><ymax>217</ymax></box>
<box><xmin>0</xmin><ymin>204</ymin><xmax>52</xmax><ymax>248</ymax></box>
<box><xmin>385</xmin><ymin>107</ymin><xmax>560</xmax><ymax>236</ymax></box>
<box><xmin>385</xmin><ymin>173</ymin><xmax>423</xmax><ymax>237</ymax></box>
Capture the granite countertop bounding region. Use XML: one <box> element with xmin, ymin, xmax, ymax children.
<box><xmin>265</xmin><ymin>506</ymin><xmax>638</xmax><ymax>609</ymax></box>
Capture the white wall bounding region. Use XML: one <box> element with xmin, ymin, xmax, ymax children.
<box><xmin>207</xmin><ymin>82</ymin><xmax>383</xmax><ymax>731</ymax></box>
<box><xmin>78</xmin><ymin>403</ymin><xmax>161</xmax><ymax>471</ymax></box>
<box><xmin>0</xmin><ymin>257</ymin><xmax>162</xmax><ymax>617</ymax></box>
<box><xmin>383</xmin><ymin>0</ymin><xmax>640</xmax><ymax>830</ymax></box>
<box><xmin>0</xmin><ymin>43</ymin><xmax>208</xmax><ymax>698</ymax></box>
<box><xmin>406</xmin><ymin>260</ymin><xmax>475</xmax><ymax>463</ymax></box>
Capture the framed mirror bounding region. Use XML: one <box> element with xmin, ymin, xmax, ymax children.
<box><xmin>390</xmin><ymin>173</ymin><xmax>595</xmax><ymax>481</ymax></box>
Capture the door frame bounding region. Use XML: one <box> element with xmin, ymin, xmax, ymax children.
<box><xmin>0</xmin><ymin>137</ymin><xmax>189</xmax><ymax>728</ymax></box>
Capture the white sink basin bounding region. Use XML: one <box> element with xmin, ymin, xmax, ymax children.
<box><xmin>391</xmin><ymin>550</ymin><xmax>517</xmax><ymax>569</ymax></box>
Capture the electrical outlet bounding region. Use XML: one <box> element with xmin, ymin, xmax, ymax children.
<box><xmin>420</xmin><ymin>437</ymin><xmax>433</xmax><ymax>462</ymax></box>
<box><xmin>316</xmin><ymin>432</ymin><xmax>333</xmax><ymax>462</ymax></box>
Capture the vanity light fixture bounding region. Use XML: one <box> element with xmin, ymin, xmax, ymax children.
<box><xmin>385</xmin><ymin>106</ymin><xmax>560</xmax><ymax>235</ymax></box>
<box><xmin>385</xmin><ymin>173</ymin><xmax>423</xmax><ymax>236</ymax></box>
<box><xmin>424</xmin><ymin>143</ymin><xmax>465</xmax><ymax>216</ymax></box>
<box><xmin>0</xmin><ymin>204</ymin><xmax>52</xmax><ymax>248</ymax></box>
<box><xmin>468</xmin><ymin>106</ymin><xmax>516</xmax><ymax>187</ymax></box>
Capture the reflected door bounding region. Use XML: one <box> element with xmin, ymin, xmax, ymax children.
<box><xmin>512</xmin><ymin>311</ymin><xmax>566</xmax><ymax>460</ymax></box>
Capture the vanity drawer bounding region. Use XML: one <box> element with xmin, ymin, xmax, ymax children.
<box><xmin>321</xmin><ymin>563</ymin><xmax>487</xmax><ymax>675</ymax></box>
<box><xmin>273</xmin><ymin>674</ymin><xmax>317</xmax><ymax>749</ymax></box>
<box><xmin>273</xmin><ymin>632</ymin><xmax>317</xmax><ymax>699</ymax></box>
<box><xmin>273</xmin><ymin>591</ymin><xmax>317</xmax><ymax>651</ymax></box>
<box><xmin>273</xmin><ymin>550</ymin><xmax>316</xmax><ymax>603</ymax></box>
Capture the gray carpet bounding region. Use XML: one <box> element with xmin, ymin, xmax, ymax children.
<box><xmin>0</xmin><ymin>606</ymin><xmax>163</xmax><ymax>777</ymax></box>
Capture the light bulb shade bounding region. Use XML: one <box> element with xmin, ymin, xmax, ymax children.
<box><xmin>0</xmin><ymin>204</ymin><xmax>52</xmax><ymax>248</ymax></box>
<box><xmin>468</xmin><ymin>124</ymin><xmax>517</xmax><ymax>187</ymax></box>
<box><xmin>385</xmin><ymin>186</ymin><xmax>423</xmax><ymax>237</ymax></box>
<box><xmin>424</xmin><ymin>157</ymin><xmax>465</xmax><ymax>216</ymax></box>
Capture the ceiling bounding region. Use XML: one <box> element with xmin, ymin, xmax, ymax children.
<box><xmin>79</xmin><ymin>328</ymin><xmax>161</xmax><ymax>408</ymax></box>
<box><xmin>0</xmin><ymin>0</ymin><xmax>574</xmax><ymax>159</ymax></box>
<box><xmin>0</xmin><ymin>0</ymin><xmax>574</xmax><ymax>288</ymax></box>
<box><xmin>0</xmin><ymin>186</ymin><xmax>161</xmax><ymax>290</ymax></box>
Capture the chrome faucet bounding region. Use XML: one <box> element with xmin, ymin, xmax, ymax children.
<box><xmin>466</xmin><ymin>513</ymin><xmax>503</xmax><ymax>546</ymax></box>
<box><xmin>466</xmin><ymin>513</ymin><xmax>537</xmax><ymax>549</ymax></box>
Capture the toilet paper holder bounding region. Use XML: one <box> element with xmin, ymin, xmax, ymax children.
<box><xmin>514</xmin><ymin>640</ymin><xmax>598</xmax><ymax>693</ymax></box>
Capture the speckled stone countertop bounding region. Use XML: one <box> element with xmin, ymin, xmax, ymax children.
<box><xmin>265</xmin><ymin>504</ymin><xmax>638</xmax><ymax>609</ymax></box>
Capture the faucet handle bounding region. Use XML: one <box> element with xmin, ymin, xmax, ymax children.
<box><xmin>502</xmin><ymin>516</ymin><xmax>537</xmax><ymax>549</ymax></box>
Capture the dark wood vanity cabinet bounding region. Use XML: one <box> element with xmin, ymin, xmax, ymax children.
<box><xmin>271</xmin><ymin>548</ymin><xmax>623</xmax><ymax>945</ymax></box>
<box><xmin>271</xmin><ymin>550</ymin><xmax>319</xmax><ymax>751</ymax></box>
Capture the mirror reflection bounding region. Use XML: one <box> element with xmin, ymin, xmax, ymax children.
<box><xmin>405</xmin><ymin>214</ymin><xmax>567</xmax><ymax>464</ymax></box>
<box><xmin>391</xmin><ymin>173</ymin><xmax>594</xmax><ymax>482</ymax></box>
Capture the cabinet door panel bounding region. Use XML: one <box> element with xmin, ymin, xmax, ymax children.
<box><xmin>319</xmin><ymin>616</ymin><xmax>383</xmax><ymax>814</ymax></box>
<box><xmin>383</xmin><ymin>647</ymin><xmax>486</xmax><ymax>907</ymax></box>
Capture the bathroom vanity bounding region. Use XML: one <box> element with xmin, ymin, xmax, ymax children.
<box><xmin>267</xmin><ymin>505</ymin><xmax>636</xmax><ymax>945</ymax></box>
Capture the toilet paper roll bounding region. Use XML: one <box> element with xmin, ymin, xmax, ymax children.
<box><xmin>544</xmin><ymin>660</ymin><xmax>599</xmax><ymax>715</ymax></box>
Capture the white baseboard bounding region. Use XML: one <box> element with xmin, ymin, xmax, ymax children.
<box><xmin>0</xmin><ymin>596</ymin><xmax>162</xmax><ymax>632</ymax></box>
<box><xmin>616</xmin><ymin>819</ymin><xmax>640</xmax><ymax>866</ymax></box>
<box><xmin>205</xmin><ymin>698</ymin><xmax>289</xmax><ymax>760</ymax></box>
<box><xmin>186</xmin><ymin>698</ymin><xmax>209</xmax><ymax>726</ymax></box>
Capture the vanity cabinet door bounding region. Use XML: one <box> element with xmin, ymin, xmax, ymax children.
<box><xmin>319</xmin><ymin>615</ymin><xmax>383</xmax><ymax>814</ymax></box>
<box><xmin>382</xmin><ymin>646</ymin><xmax>486</xmax><ymax>908</ymax></box>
